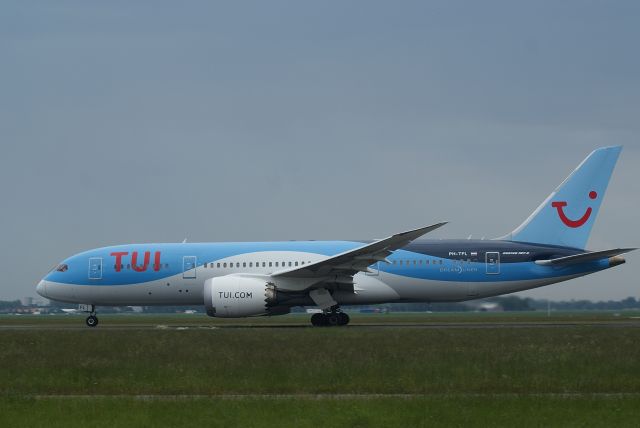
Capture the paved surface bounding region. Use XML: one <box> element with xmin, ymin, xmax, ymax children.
<box><xmin>2</xmin><ymin>320</ymin><xmax>640</xmax><ymax>330</ymax></box>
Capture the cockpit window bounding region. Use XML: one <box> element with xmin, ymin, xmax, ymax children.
<box><xmin>55</xmin><ymin>264</ymin><xmax>68</xmax><ymax>272</ymax></box>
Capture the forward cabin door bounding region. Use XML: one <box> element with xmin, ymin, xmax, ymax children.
<box><xmin>88</xmin><ymin>257</ymin><xmax>102</xmax><ymax>280</ymax></box>
<box><xmin>183</xmin><ymin>256</ymin><xmax>197</xmax><ymax>279</ymax></box>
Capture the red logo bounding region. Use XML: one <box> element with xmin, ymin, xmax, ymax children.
<box><xmin>551</xmin><ymin>191</ymin><xmax>597</xmax><ymax>228</ymax></box>
<box><xmin>110</xmin><ymin>251</ymin><xmax>162</xmax><ymax>272</ymax></box>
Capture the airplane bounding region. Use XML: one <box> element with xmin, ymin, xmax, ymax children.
<box><xmin>36</xmin><ymin>146</ymin><xmax>635</xmax><ymax>327</ymax></box>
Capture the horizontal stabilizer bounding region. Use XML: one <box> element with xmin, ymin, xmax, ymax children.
<box><xmin>535</xmin><ymin>248</ymin><xmax>636</xmax><ymax>266</ymax></box>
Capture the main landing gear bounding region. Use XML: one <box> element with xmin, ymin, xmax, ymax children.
<box><xmin>80</xmin><ymin>304</ymin><xmax>99</xmax><ymax>327</ymax></box>
<box><xmin>310</xmin><ymin>307</ymin><xmax>350</xmax><ymax>327</ymax></box>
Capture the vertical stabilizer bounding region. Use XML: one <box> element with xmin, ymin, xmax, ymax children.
<box><xmin>503</xmin><ymin>146</ymin><xmax>622</xmax><ymax>249</ymax></box>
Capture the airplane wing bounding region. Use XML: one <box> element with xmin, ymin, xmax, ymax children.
<box><xmin>535</xmin><ymin>248</ymin><xmax>636</xmax><ymax>266</ymax></box>
<box><xmin>272</xmin><ymin>222</ymin><xmax>447</xmax><ymax>280</ymax></box>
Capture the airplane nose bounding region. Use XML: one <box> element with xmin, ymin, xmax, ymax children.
<box><xmin>36</xmin><ymin>280</ymin><xmax>48</xmax><ymax>298</ymax></box>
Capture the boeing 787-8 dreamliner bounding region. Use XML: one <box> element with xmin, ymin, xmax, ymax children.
<box><xmin>37</xmin><ymin>146</ymin><xmax>634</xmax><ymax>327</ymax></box>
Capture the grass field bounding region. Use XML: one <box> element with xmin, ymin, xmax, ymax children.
<box><xmin>2</xmin><ymin>312</ymin><xmax>640</xmax><ymax>427</ymax></box>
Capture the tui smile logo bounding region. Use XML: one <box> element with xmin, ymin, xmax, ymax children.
<box><xmin>551</xmin><ymin>191</ymin><xmax>597</xmax><ymax>228</ymax></box>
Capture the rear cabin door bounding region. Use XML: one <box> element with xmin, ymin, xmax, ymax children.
<box><xmin>183</xmin><ymin>256</ymin><xmax>197</xmax><ymax>279</ymax></box>
<box><xmin>485</xmin><ymin>252</ymin><xmax>500</xmax><ymax>275</ymax></box>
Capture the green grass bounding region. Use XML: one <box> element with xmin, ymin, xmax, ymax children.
<box><xmin>2</xmin><ymin>327</ymin><xmax>640</xmax><ymax>395</ymax></box>
<box><xmin>3</xmin><ymin>396</ymin><xmax>640</xmax><ymax>428</ymax></box>
<box><xmin>2</xmin><ymin>313</ymin><xmax>640</xmax><ymax>426</ymax></box>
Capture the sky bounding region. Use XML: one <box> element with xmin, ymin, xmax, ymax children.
<box><xmin>1</xmin><ymin>1</ymin><xmax>638</xmax><ymax>301</ymax></box>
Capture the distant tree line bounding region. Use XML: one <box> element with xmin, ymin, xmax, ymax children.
<box><xmin>357</xmin><ymin>295</ymin><xmax>640</xmax><ymax>312</ymax></box>
<box><xmin>1</xmin><ymin>296</ymin><xmax>639</xmax><ymax>313</ymax></box>
<box><xmin>0</xmin><ymin>300</ymin><xmax>22</xmax><ymax>310</ymax></box>
<box><xmin>528</xmin><ymin>296</ymin><xmax>640</xmax><ymax>311</ymax></box>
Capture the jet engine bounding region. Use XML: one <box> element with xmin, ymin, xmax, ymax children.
<box><xmin>204</xmin><ymin>275</ymin><xmax>285</xmax><ymax>318</ymax></box>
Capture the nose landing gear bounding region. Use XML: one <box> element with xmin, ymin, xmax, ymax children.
<box><xmin>80</xmin><ymin>304</ymin><xmax>99</xmax><ymax>328</ymax></box>
<box><xmin>310</xmin><ymin>307</ymin><xmax>350</xmax><ymax>327</ymax></box>
<box><xmin>86</xmin><ymin>314</ymin><xmax>99</xmax><ymax>327</ymax></box>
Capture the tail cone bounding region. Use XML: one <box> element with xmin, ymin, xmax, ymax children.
<box><xmin>609</xmin><ymin>256</ymin><xmax>626</xmax><ymax>267</ymax></box>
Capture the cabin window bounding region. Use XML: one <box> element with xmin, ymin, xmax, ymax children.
<box><xmin>269</xmin><ymin>262</ymin><xmax>273</xmax><ymax>267</ymax></box>
<box><xmin>295</xmin><ymin>261</ymin><xmax>299</xmax><ymax>266</ymax></box>
<box><xmin>204</xmin><ymin>263</ymin><xmax>208</xmax><ymax>268</ymax></box>
<box><xmin>223</xmin><ymin>263</ymin><xmax>227</xmax><ymax>268</ymax></box>
<box><xmin>262</xmin><ymin>262</ymin><xmax>266</xmax><ymax>267</ymax></box>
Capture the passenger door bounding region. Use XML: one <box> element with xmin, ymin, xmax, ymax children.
<box><xmin>88</xmin><ymin>257</ymin><xmax>102</xmax><ymax>280</ymax></box>
<box><xmin>183</xmin><ymin>256</ymin><xmax>197</xmax><ymax>279</ymax></box>
<box><xmin>485</xmin><ymin>252</ymin><xmax>500</xmax><ymax>275</ymax></box>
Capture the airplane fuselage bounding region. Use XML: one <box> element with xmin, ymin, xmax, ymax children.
<box><xmin>37</xmin><ymin>239</ymin><xmax>614</xmax><ymax>308</ymax></box>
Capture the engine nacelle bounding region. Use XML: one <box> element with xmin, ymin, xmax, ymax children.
<box><xmin>204</xmin><ymin>275</ymin><xmax>279</xmax><ymax>318</ymax></box>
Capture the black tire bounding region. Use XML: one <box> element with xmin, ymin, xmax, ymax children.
<box><xmin>310</xmin><ymin>313</ymin><xmax>325</xmax><ymax>327</ymax></box>
<box><xmin>86</xmin><ymin>315</ymin><xmax>98</xmax><ymax>327</ymax></box>
<box><xmin>326</xmin><ymin>313</ymin><xmax>340</xmax><ymax>326</ymax></box>
<box><xmin>338</xmin><ymin>312</ymin><xmax>350</xmax><ymax>326</ymax></box>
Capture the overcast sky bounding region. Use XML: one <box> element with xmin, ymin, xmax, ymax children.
<box><xmin>1</xmin><ymin>1</ymin><xmax>638</xmax><ymax>301</ymax></box>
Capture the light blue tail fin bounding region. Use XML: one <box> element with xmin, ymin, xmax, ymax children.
<box><xmin>504</xmin><ymin>146</ymin><xmax>622</xmax><ymax>249</ymax></box>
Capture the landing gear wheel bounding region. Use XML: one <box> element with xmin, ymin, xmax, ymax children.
<box><xmin>86</xmin><ymin>315</ymin><xmax>99</xmax><ymax>327</ymax></box>
<box><xmin>310</xmin><ymin>307</ymin><xmax>349</xmax><ymax>327</ymax></box>
<box><xmin>311</xmin><ymin>313</ymin><xmax>326</xmax><ymax>327</ymax></box>
<box><xmin>326</xmin><ymin>313</ymin><xmax>340</xmax><ymax>326</ymax></box>
<box><xmin>338</xmin><ymin>312</ymin><xmax>350</xmax><ymax>326</ymax></box>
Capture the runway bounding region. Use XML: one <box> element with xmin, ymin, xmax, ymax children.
<box><xmin>2</xmin><ymin>320</ymin><xmax>640</xmax><ymax>330</ymax></box>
